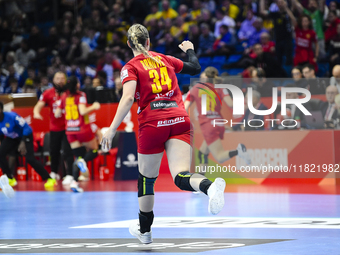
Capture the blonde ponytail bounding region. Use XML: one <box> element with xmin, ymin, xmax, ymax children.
<box><xmin>128</xmin><ymin>24</ymin><xmax>162</xmax><ymax>65</ymax></box>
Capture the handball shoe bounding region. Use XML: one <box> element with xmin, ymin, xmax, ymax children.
<box><xmin>207</xmin><ymin>177</ymin><xmax>226</xmax><ymax>215</ymax></box>
<box><xmin>0</xmin><ymin>175</ymin><xmax>15</xmax><ymax>198</ymax></box>
<box><xmin>237</xmin><ymin>143</ymin><xmax>251</xmax><ymax>165</ymax></box>
<box><xmin>62</xmin><ymin>175</ymin><xmax>74</xmax><ymax>185</ymax></box>
<box><xmin>70</xmin><ymin>181</ymin><xmax>83</xmax><ymax>193</ymax></box>
<box><xmin>76</xmin><ymin>158</ymin><xmax>88</xmax><ymax>173</ymax></box>
<box><xmin>129</xmin><ymin>221</ymin><xmax>152</xmax><ymax>244</ymax></box>
<box><xmin>50</xmin><ymin>172</ymin><xmax>60</xmax><ymax>180</ymax></box>
<box><xmin>8</xmin><ymin>177</ymin><xmax>17</xmax><ymax>187</ymax></box>
<box><xmin>44</xmin><ymin>178</ymin><xmax>57</xmax><ymax>189</ymax></box>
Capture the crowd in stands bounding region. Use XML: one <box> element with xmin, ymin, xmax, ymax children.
<box><xmin>1</xmin><ymin>0</ymin><xmax>340</xmax><ymax>110</ymax></box>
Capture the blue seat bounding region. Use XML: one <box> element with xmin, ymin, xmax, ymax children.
<box><xmin>235</xmin><ymin>44</ymin><xmax>244</xmax><ymax>53</ymax></box>
<box><xmin>225</xmin><ymin>68</ymin><xmax>244</xmax><ymax>76</ymax></box>
<box><xmin>226</xmin><ymin>54</ymin><xmax>242</xmax><ymax>64</ymax></box>
<box><xmin>283</xmin><ymin>65</ymin><xmax>292</xmax><ymax>76</ymax></box>
<box><xmin>199</xmin><ymin>56</ymin><xmax>212</xmax><ymax>65</ymax></box>
<box><xmin>317</xmin><ymin>63</ymin><xmax>330</xmax><ymax>77</ymax></box>
<box><xmin>211</xmin><ymin>55</ymin><xmax>227</xmax><ymax>69</ymax></box>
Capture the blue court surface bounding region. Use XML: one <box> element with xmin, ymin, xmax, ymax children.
<box><xmin>1</xmin><ymin>191</ymin><xmax>340</xmax><ymax>254</ymax></box>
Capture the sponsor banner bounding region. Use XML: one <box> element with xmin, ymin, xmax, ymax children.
<box><xmin>72</xmin><ymin>217</ymin><xmax>340</xmax><ymax>229</ymax></box>
<box><xmin>0</xmin><ymin>238</ymin><xmax>289</xmax><ymax>253</ymax></box>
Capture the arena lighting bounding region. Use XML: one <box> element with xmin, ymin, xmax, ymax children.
<box><xmin>201</xmin><ymin>85</ymin><xmax>312</xmax><ymax>116</ymax></box>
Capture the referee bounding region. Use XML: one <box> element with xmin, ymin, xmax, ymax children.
<box><xmin>0</xmin><ymin>101</ymin><xmax>56</xmax><ymax>198</ymax></box>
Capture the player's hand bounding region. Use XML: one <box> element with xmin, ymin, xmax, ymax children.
<box><xmin>18</xmin><ymin>141</ymin><xmax>27</xmax><ymax>155</ymax></box>
<box><xmin>179</xmin><ymin>40</ymin><xmax>194</xmax><ymax>53</ymax></box>
<box><xmin>54</xmin><ymin>108</ymin><xmax>62</xmax><ymax>118</ymax></box>
<box><xmin>101</xmin><ymin>128</ymin><xmax>116</xmax><ymax>152</ymax></box>
<box><xmin>92</xmin><ymin>102</ymin><xmax>101</xmax><ymax>110</ymax></box>
<box><xmin>33</xmin><ymin>112</ymin><xmax>43</xmax><ymax>120</ymax></box>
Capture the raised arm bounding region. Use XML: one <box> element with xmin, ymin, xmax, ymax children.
<box><xmin>318</xmin><ymin>0</ymin><xmax>325</xmax><ymax>13</ymax></box>
<box><xmin>286</xmin><ymin>4</ymin><xmax>297</xmax><ymax>27</ymax></box>
<box><xmin>178</xmin><ymin>41</ymin><xmax>201</xmax><ymax>76</ymax></box>
<box><xmin>259</xmin><ymin>0</ymin><xmax>269</xmax><ymax>17</ymax></box>
<box><xmin>291</xmin><ymin>0</ymin><xmax>304</xmax><ymax>14</ymax></box>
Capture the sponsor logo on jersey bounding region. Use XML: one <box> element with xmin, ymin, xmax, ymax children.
<box><xmin>157</xmin><ymin>117</ymin><xmax>185</xmax><ymax>127</ymax></box>
<box><xmin>121</xmin><ymin>69</ymin><xmax>128</xmax><ymax>82</ymax></box>
<box><xmin>66</xmin><ymin>127</ymin><xmax>81</xmax><ymax>132</ymax></box>
<box><xmin>155</xmin><ymin>90</ymin><xmax>174</xmax><ymax>100</ymax></box>
<box><xmin>150</xmin><ymin>100</ymin><xmax>178</xmax><ymax>110</ymax></box>
<box><xmin>5</xmin><ymin>123</ymin><xmax>9</xmax><ymax>128</ymax></box>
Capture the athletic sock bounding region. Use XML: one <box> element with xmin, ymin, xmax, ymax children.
<box><xmin>199</xmin><ymin>179</ymin><xmax>212</xmax><ymax>195</ymax></box>
<box><xmin>84</xmin><ymin>150</ymin><xmax>98</xmax><ymax>162</ymax></box>
<box><xmin>229</xmin><ymin>150</ymin><xmax>238</xmax><ymax>158</ymax></box>
<box><xmin>139</xmin><ymin>210</ymin><xmax>154</xmax><ymax>234</ymax></box>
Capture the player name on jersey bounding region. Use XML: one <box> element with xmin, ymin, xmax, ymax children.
<box><xmin>140</xmin><ymin>56</ymin><xmax>165</xmax><ymax>70</ymax></box>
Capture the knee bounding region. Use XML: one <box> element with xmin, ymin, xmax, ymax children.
<box><xmin>138</xmin><ymin>173</ymin><xmax>157</xmax><ymax>197</ymax></box>
<box><xmin>174</xmin><ymin>171</ymin><xmax>195</xmax><ymax>191</ymax></box>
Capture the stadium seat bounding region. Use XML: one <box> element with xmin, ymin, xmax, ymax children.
<box><xmin>211</xmin><ymin>55</ymin><xmax>227</xmax><ymax>69</ymax></box>
<box><xmin>235</xmin><ymin>44</ymin><xmax>245</xmax><ymax>53</ymax></box>
<box><xmin>283</xmin><ymin>65</ymin><xmax>292</xmax><ymax>75</ymax></box>
<box><xmin>199</xmin><ymin>56</ymin><xmax>212</xmax><ymax>66</ymax></box>
<box><xmin>225</xmin><ymin>68</ymin><xmax>244</xmax><ymax>76</ymax></box>
<box><xmin>226</xmin><ymin>54</ymin><xmax>242</xmax><ymax>64</ymax></box>
<box><xmin>317</xmin><ymin>63</ymin><xmax>329</xmax><ymax>77</ymax></box>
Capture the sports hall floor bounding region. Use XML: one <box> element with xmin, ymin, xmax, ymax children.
<box><xmin>1</xmin><ymin>174</ymin><xmax>340</xmax><ymax>255</ymax></box>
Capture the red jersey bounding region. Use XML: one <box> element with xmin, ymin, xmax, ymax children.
<box><xmin>189</xmin><ymin>83</ymin><xmax>229</xmax><ymax>125</ymax></box>
<box><xmin>295</xmin><ymin>27</ymin><xmax>316</xmax><ymax>51</ymax></box>
<box><xmin>120</xmin><ymin>51</ymin><xmax>188</xmax><ymax>125</ymax></box>
<box><xmin>39</xmin><ymin>87</ymin><xmax>65</xmax><ymax>132</ymax></box>
<box><xmin>59</xmin><ymin>91</ymin><xmax>90</xmax><ymax>133</ymax></box>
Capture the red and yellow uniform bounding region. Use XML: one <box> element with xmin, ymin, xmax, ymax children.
<box><xmin>59</xmin><ymin>91</ymin><xmax>94</xmax><ymax>143</ymax></box>
<box><xmin>294</xmin><ymin>26</ymin><xmax>318</xmax><ymax>71</ymax></box>
<box><xmin>187</xmin><ymin>83</ymin><xmax>229</xmax><ymax>145</ymax></box>
<box><xmin>39</xmin><ymin>88</ymin><xmax>65</xmax><ymax>132</ymax></box>
<box><xmin>121</xmin><ymin>52</ymin><xmax>190</xmax><ymax>154</ymax></box>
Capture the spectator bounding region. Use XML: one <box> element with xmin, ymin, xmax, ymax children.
<box><xmin>291</xmin><ymin>66</ymin><xmax>307</xmax><ymax>87</ymax></box>
<box><xmin>92</xmin><ymin>77</ymin><xmax>104</xmax><ymax>89</ymax></box>
<box><xmin>83</xmin><ymin>76</ymin><xmax>93</xmax><ymax>89</ymax></box>
<box><xmin>178</xmin><ymin>4</ymin><xmax>189</xmax><ymax>19</ymax></box>
<box><xmin>329</xmin><ymin>23</ymin><xmax>340</xmax><ymax>70</ymax></box>
<box><xmin>284</xmin><ymin>83</ymin><xmax>313</xmax><ymax>127</ymax></box>
<box><xmin>292</xmin><ymin>0</ymin><xmax>326</xmax><ymax>59</ymax></box>
<box><xmin>122</xmin><ymin>0</ymin><xmax>148</xmax><ymax>24</ymax></box>
<box><xmin>212</xmin><ymin>25</ymin><xmax>236</xmax><ymax>55</ymax></box>
<box><xmin>202</xmin><ymin>0</ymin><xmax>216</xmax><ymax>13</ymax></box>
<box><xmin>324</xmin><ymin>1</ymin><xmax>340</xmax><ymax>20</ymax></box>
<box><xmin>82</xmin><ymin>26</ymin><xmax>100</xmax><ymax>51</ymax></box>
<box><xmin>222</xmin><ymin>0</ymin><xmax>240</xmax><ymax>20</ymax></box>
<box><xmin>0</xmin><ymin>19</ymin><xmax>13</xmax><ymax>56</ymax></box>
<box><xmin>56</xmin><ymin>11</ymin><xmax>74</xmax><ymax>34</ymax></box>
<box><xmin>191</xmin><ymin>0</ymin><xmax>202</xmax><ymax>20</ymax></box>
<box><xmin>156</xmin><ymin>0</ymin><xmax>178</xmax><ymax>20</ymax></box>
<box><xmin>260</xmin><ymin>0</ymin><xmax>293</xmax><ymax>65</ymax></box>
<box><xmin>287</xmin><ymin>12</ymin><xmax>318</xmax><ymax>71</ymax></box>
<box><xmin>84</xmin><ymin>9</ymin><xmax>105</xmax><ymax>30</ymax></box>
<box><xmin>5</xmin><ymin>78</ymin><xmax>22</xmax><ymax>94</ymax></box>
<box><xmin>302</xmin><ymin>63</ymin><xmax>327</xmax><ymax>94</ymax></box>
<box><xmin>319</xmin><ymin>85</ymin><xmax>338</xmax><ymax>126</ymax></box>
<box><xmin>45</xmin><ymin>27</ymin><xmax>59</xmax><ymax>55</ymax></box>
<box><xmin>199</xmin><ymin>9</ymin><xmax>213</xmax><ymax>30</ymax></box>
<box><xmin>96</xmin><ymin>70</ymin><xmax>107</xmax><ymax>88</ymax></box>
<box><xmin>248</xmin><ymin>18</ymin><xmax>268</xmax><ymax>47</ymax></box>
<box><xmin>253</xmin><ymin>43</ymin><xmax>287</xmax><ymax>78</ymax></box>
<box><xmin>15</xmin><ymin>39</ymin><xmax>36</xmax><ymax>68</ymax></box>
<box><xmin>170</xmin><ymin>16</ymin><xmax>190</xmax><ymax>42</ymax></box>
<box><xmin>241</xmin><ymin>90</ymin><xmax>269</xmax><ymax>131</ymax></box>
<box><xmin>198</xmin><ymin>23</ymin><xmax>216</xmax><ymax>56</ymax></box>
<box><xmin>188</xmin><ymin>24</ymin><xmax>200</xmax><ymax>50</ymax></box>
<box><xmin>250</xmin><ymin>67</ymin><xmax>274</xmax><ymax>97</ymax></box>
<box><xmin>214</xmin><ymin>8</ymin><xmax>235</xmax><ymax>38</ymax></box>
<box><xmin>325</xmin><ymin>10</ymin><xmax>340</xmax><ymax>43</ymax></box>
<box><xmin>330</xmin><ymin>65</ymin><xmax>340</xmax><ymax>91</ymax></box>
<box><xmin>4</xmin><ymin>51</ymin><xmax>24</xmax><ymax>75</ymax></box>
<box><xmin>259</xmin><ymin>32</ymin><xmax>275</xmax><ymax>54</ymax></box>
<box><xmin>96</xmin><ymin>51</ymin><xmax>123</xmax><ymax>88</ymax></box>
<box><xmin>56</xmin><ymin>38</ymin><xmax>70</xmax><ymax>64</ymax></box>
<box><xmin>159</xmin><ymin>33</ymin><xmax>181</xmax><ymax>56</ymax></box>
<box><xmin>66</xmin><ymin>35</ymin><xmax>90</xmax><ymax>64</ymax></box>
<box><xmin>238</xmin><ymin>10</ymin><xmax>257</xmax><ymax>42</ymax></box>
<box><xmin>237</xmin><ymin>0</ymin><xmax>258</xmax><ymax>24</ymax></box>
<box><xmin>144</xmin><ymin>3</ymin><xmax>161</xmax><ymax>27</ymax></box>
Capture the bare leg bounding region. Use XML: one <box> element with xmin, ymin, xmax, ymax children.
<box><xmin>208</xmin><ymin>139</ymin><xmax>231</xmax><ymax>164</ymax></box>
<box><xmin>165</xmin><ymin>139</ymin><xmax>206</xmax><ymax>191</ymax></box>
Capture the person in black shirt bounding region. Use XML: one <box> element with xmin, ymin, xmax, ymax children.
<box><xmin>260</xmin><ymin>0</ymin><xmax>293</xmax><ymax>65</ymax></box>
<box><xmin>329</xmin><ymin>23</ymin><xmax>340</xmax><ymax>71</ymax></box>
<box><xmin>302</xmin><ymin>63</ymin><xmax>327</xmax><ymax>95</ymax></box>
